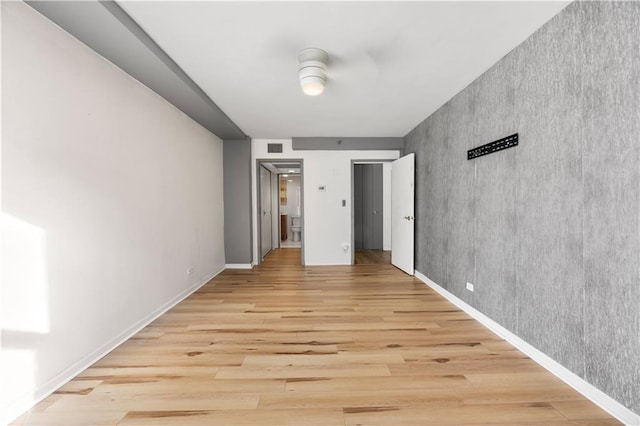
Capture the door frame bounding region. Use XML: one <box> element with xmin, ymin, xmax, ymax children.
<box><xmin>259</xmin><ymin>164</ymin><xmax>274</xmax><ymax>260</ymax></box>
<box><xmin>255</xmin><ymin>158</ymin><xmax>305</xmax><ymax>266</ymax></box>
<box><xmin>350</xmin><ymin>159</ymin><xmax>393</xmax><ymax>265</ymax></box>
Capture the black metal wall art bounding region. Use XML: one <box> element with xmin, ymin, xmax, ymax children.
<box><xmin>467</xmin><ymin>133</ymin><xmax>518</xmax><ymax>160</ymax></box>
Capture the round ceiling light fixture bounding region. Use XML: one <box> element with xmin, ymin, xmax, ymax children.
<box><xmin>298</xmin><ymin>48</ymin><xmax>328</xmax><ymax>96</ymax></box>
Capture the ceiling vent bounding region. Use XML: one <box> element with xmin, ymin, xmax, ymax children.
<box><xmin>267</xmin><ymin>143</ymin><xmax>283</xmax><ymax>153</ymax></box>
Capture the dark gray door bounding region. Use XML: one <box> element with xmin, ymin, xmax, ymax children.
<box><xmin>354</xmin><ymin>164</ymin><xmax>383</xmax><ymax>250</ymax></box>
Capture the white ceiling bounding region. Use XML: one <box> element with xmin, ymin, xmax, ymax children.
<box><xmin>118</xmin><ymin>1</ymin><xmax>568</xmax><ymax>139</ymax></box>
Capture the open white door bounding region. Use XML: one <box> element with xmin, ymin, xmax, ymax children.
<box><xmin>391</xmin><ymin>153</ymin><xmax>415</xmax><ymax>275</ymax></box>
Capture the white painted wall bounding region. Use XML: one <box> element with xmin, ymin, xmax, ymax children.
<box><xmin>0</xmin><ymin>3</ymin><xmax>225</xmax><ymax>423</ymax></box>
<box><xmin>252</xmin><ymin>139</ymin><xmax>399</xmax><ymax>265</ymax></box>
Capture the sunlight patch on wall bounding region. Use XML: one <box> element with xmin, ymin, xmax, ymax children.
<box><xmin>1</xmin><ymin>212</ymin><xmax>50</xmax><ymax>334</ymax></box>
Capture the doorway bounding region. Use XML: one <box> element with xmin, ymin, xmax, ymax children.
<box><xmin>351</xmin><ymin>161</ymin><xmax>392</xmax><ymax>265</ymax></box>
<box><xmin>256</xmin><ymin>160</ymin><xmax>304</xmax><ymax>265</ymax></box>
<box><xmin>259</xmin><ymin>164</ymin><xmax>273</xmax><ymax>259</ymax></box>
<box><xmin>278</xmin><ymin>173</ymin><xmax>302</xmax><ymax>248</ymax></box>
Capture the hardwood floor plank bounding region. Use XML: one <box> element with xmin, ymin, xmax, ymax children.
<box><xmin>11</xmin><ymin>248</ymin><xmax>620</xmax><ymax>425</ymax></box>
<box><xmin>215</xmin><ymin>364</ymin><xmax>392</xmax><ymax>379</ymax></box>
<box><xmin>45</xmin><ymin>392</ymin><xmax>260</xmax><ymax>412</ymax></box>
<box><xmin>53</xmin><ymin>379</ymin><xmax>103</xmax><ymax>396</ymax></box>
<box><xmin>77</xmin><ymin>366</ymin><xmax>221</xmax><ymax>380</ymax></box>
<box><xmin>284</xmin><ymin>375</ymin><xmax>470</xmax><ymax>392</ymax></box>
<box><xmin>118</xmin><ymin>408</ymin><xmax>345</xmax><ymax>426</ymax></box>
<box><xmin>242</xmin><ymin>353</ymin><xmax>405</xmax><ymax>367</ymax></box>
<box><xmin>259</xmin><ymin>388</ymin><xmax>464</xmax><ymax>409</ymax></box>
<box><xmin>343</xmin><ymin>403</ymin><xmax>567</xmax><ymax>425</ymax></box>
<box><xmin>14</xmin><ymin>410</ymin><xmax>127</xmax><ymax>426</ymax></box>
<box><xmin>91</xmin><ymin>378</ymin><xmax>286</xmax><ymax>394</ymax></box>
<box><xmin>463</xmin><ymin>371</ymin><xmax>566</xmax><ymax>387</ymax></box>
<box><xmin>551</xmin><ymin>400</ymin><xmax>621</xmax><ymax>421</ymax></box>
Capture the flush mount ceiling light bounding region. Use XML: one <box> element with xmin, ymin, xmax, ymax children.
<box><xmin>298</xmin><ymin>47</ymin><xmax>328</xmax><ymax>96</ymax></box>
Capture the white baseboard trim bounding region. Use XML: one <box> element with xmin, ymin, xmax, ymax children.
<box><xmin>224</xmin><ymin>263</ymin><xmax>253</xmax><ymax>269</ymax></box>
<box><xmin>414</xmin><ymin>270</ymin><xmax>639</xmax><ymax>426</ymax></box>
<box><xmin>4</xmin><ymin>265</ymin><xmax>226</xmax><ymax>425</ymax></box>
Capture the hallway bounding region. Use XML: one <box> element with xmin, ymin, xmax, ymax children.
<box><xmin>14</xmin><ymin>249</ymin><xmax>618</xmax><ymax>425</ymax></box>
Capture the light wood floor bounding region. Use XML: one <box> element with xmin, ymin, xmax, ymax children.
<box><xmin>14</xmin><ymin>249</ymin><xmax>619</xmax><ymax>425</ymax></box>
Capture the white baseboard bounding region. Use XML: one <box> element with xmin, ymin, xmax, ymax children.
<box><xmin>3</xmin><ymin>265</ymin><xmax>225</xmax><ymax>425</ymax></box>
<box><xmin>414</xmin><ymin>270</ymin><xmax>639</xmax><ymax>426</ymax></box>
<box><xmin>225</xmin><ymin>263</ymin><xmax>253</xmax><ymax>269</ymax></box>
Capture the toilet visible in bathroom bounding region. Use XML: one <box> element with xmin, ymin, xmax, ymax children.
<box><xmin>291</xmin><ymin>216</ymin><xmax>302</xmax><ymax>242</ymax></box>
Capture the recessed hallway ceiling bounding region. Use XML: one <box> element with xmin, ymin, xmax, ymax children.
<box><xmin>118</xmin><ymin>1</ymin><xmax>569</xmax><ymax>139</ymax></box>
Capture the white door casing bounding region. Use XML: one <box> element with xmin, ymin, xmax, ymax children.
<box><xmin>260</xmin><ymin>165</ymin><xmax>272</xmax><ymax>259</ymax></box>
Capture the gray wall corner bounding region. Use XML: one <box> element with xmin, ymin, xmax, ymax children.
<box><xmin>223</xmin><ymin>138</ymin><xmax>253</xmax><ymax>264</ymax></box>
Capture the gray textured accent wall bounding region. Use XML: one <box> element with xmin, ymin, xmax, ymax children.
<box><xmin>223</xmin><ymin>139</ymin><xmax>253</xmax><ymax>264</ymax></box>
<box><xmin>404</xmin><ymin>1</ymin><xmax>640</xmax><ymax>414</ymax></box>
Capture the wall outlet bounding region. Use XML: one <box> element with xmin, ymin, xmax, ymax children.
<box><xmin>466</xmin><ymin>282</ymin><xmax>474</xmax><ymax>292</ymax></box>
